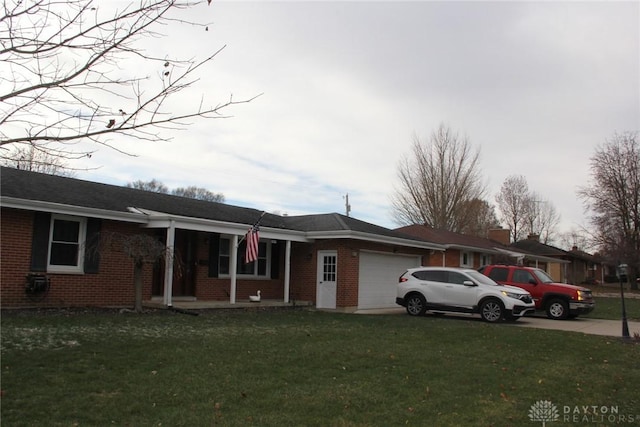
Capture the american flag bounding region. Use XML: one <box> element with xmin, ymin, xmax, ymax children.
<box><xmin>244</xmin><ymin>223</ymin><xmax>260</xmax><ymax>264</ymax></box>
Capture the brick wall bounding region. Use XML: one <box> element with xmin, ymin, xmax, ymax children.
<box><xmin>290</xmin><ymin>239</ymin><xmax>428</xmax><ymax>309</ymax></box>
<box><xmin>1</xmin><ymin>208</ymin><xmax>154</xmax><ymax>308</ymax></box>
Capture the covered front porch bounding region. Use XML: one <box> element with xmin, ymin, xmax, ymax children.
<box><xmin>144</xmin><ymin>297</ymin><xmax>313</xmax><ymax>311</ymax></box>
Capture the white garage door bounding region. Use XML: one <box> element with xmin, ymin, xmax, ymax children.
<box><xmin>358</xmin><ymin>252</ymin><xmax>421</xmax><ymax>309</ymax></box>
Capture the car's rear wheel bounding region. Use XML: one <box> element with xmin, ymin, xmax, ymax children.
<box><xmin>405</xmin><ymin>294</ymin><xmax>426</xmax><ymax>316</ymax></box>
<box><xmin>480</xmin><ymin>298</ymin><xmax>504</xmax><ymax>323</ymax></box>
<box><xmin>546</xmin><ymin>298</ymin><xmax>569</xmax><ymax>320</ymax></box>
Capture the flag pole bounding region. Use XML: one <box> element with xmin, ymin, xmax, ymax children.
<box><xmin>237</xmin><ymin>211</ymin><xmax>266</xmax><ymax>246</ymax></box>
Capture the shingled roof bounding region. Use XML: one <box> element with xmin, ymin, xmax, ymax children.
<box><xmin>395</xmin><ymin>224</ymin><xmax>512</xmax><ymax>253</ymax></box>
<box><xmin>1</xmin><ymin>167</ymin><xmax>443</xmax><ymax>249</ymax></box>
<box><xmin>1</xmin><ymin>166</ymin><xmax>284</xmax><ymax>228</ymax></box>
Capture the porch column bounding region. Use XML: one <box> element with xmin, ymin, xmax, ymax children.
<box><xmin>163</xmin><ymin>220</ymin><xmax>176</xmax><ymax>307</ymax></box>
<box><xmin>230</xmin><ymin>234</ymin><xmax>238</xmax><ymax>304</ymax></box>
<box><xmin>284</xmin><ymin>240</ymin><xmax>291</xmax><ymax>303</ymax></box>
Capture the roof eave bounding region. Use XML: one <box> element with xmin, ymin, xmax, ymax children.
<box><xmin>306</xmin><ymin>230</ymin><xmax>445</xmax><ymax>251</ymax></box>
<box><xmin>1</xmin><ymin>197</ymin><xmax>148</xmax><ymax>223</ymax></box>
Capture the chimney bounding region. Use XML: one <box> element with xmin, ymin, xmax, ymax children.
<box><xmin>527</xmin><ymin>233</ymin><xmax>540</xmax><ymax>242</ymax></box>
<box><xmin>488</xmin><ymin>228</ymin><xmax>510</xmax><ymax>245</ymax></box>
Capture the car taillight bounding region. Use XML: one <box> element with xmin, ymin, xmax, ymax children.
<box><xmin>399</xmin><ymin>276</ymin><xmax>408</xmax><ymax>283</ymax></box>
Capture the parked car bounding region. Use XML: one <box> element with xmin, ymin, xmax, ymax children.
<box><xmin>395</xmin><ymin>267</ymin><xmax>535</xmax><ymax>322</ymax></box>
<box><xmin>478</xmin><ymin>265</ymin><xmax>595</xmax><ymax>320</ymax></box>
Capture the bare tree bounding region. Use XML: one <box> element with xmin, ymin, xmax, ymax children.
<box><xmin>1</xmin><ymin>0</ymin><xmax>259</xmax><ymax>164</ymax></box>
<box><xmin>558</xmin><ymin>227</ymin><xmax>597</xmax><ymax>253</ymax></box>
<box><xmin>391</xmin><ymin>123</ymin><xmax>486</xmax><ymax>232</ymax></box>
<box><xmin>578</xmin><ymin>131</ymin><xmax>640</xmax><ymax>289</ymax></box>
<box><xmin>1</xmin><ymin>145</ymin><xmax>74</xmax><ymax>176</ymax></box>
<box><xmin>87</xmin><ymin>231</ymin><xmax>181</xmax><ymax>312</ymax></box>
<box><xmin>126</xmin><ymin>179</ymin><xmax>224</xmax><ymax>202</ymax></box>
<box><xmin>460</xmin><ymin>198</ymin><xmax>500</xmax><ymax>237</ymax></box>
<box><xmin>524</xmin><ymin>192</ymin><xmax>561</xmax><ymax>244</ymax></box>
<box><xmin>127</xmin><ymin>179</ymin><xmax>169</xmax><ymax>193</ymax></box>
<box><xmin>172</xmin><ymin>185</ymin><xmax>224</xmax><ymax>202</ymax></box>
<box><xmin>495</xmin><ymin>175</ymin><xmax>530</xmax><ymax>243</ymax></box>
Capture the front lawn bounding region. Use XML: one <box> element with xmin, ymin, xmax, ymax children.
<box><xmin>585</xmin><ymin>296</ymin><xmax>640</xmax><ymax>321</ymax></box>
<box><xmin>1</xmin><ymin>308</ymin><xmax>638</xmax><ymax>426</ymax></box>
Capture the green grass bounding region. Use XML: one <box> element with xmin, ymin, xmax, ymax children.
<box><xmin>586</xmin><ymin>296</ymin><xmax>640</xmax><ymax>321</ymax></box>
<box><xmin>1</xmin><ymin>308</ymin><xmax>639</xmax><ymax>426</ymax></box>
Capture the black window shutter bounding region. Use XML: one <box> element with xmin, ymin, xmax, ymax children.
<box><xmin>84</xmin><ymin>218</ymin><xmax>102</xmax><ymax>274</ymax></box>
<box><xmin>270</xmin><ymin>241</ymin><xmax>280</xmax><ymax>279</ymax></box>
<box><xmin>208</xmin><ymin>233</ymin><xmax>220</xmax><ymax>277</ymax></box>
<box><xmin>30</xmin><ymin>212</ymin><xmax>51</xmax><ymax>272</ymax></box>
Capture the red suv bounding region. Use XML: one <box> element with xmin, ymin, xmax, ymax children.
<box><xmin>478</xmin><ymin>265</ymin><xmax>595</xmax><ymax>320</ymax></box>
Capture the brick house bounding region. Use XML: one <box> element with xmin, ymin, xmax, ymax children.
<box><xmin>1</xmin><ymin>167</ymin><xmax>444</xmax><ymax>311</ymax></box>
<box><xmin>511</xmin><ymin>234</ymin><xmax>599</xmax><ymax>284</ymax></box>
<box><xmin>396</xmin><ymin>225</ymin><xmax>569</xmax><ymax>274</ymax></box>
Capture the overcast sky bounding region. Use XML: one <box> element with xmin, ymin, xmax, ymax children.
<box><xmin>74</xmin><ymin>0</ymin><xmax>639</xmax><ymax>238</ymax></box>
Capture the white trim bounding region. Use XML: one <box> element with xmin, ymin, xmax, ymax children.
<box><xmin>2</xmin><ymin>197</ymin><xmax>147</xmax><ymax>223</ymax></box>
<box><xmin>305</xmin><ymin>230</ymin><xmax>445</xmax><ymax>251</ymax></box>
<box><xmin>163</xmin><ymin>221</ymin><xmax>176</xmax><ymax>307</ymax></box>
<box><xmin>284</xmin><ymin>240</ymin><xmax>291</xmax><ymax>303</ymax></box>
<box><xmin>47</xmin><ymin>214</ymin><xmax>87</xmax><ymax>274</ymax></box>
<box><xmin>460</xmin><ymin>251</ymin><xmax>474</xmax><ymax>268</ymax></box>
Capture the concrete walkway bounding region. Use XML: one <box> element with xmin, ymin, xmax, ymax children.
<box><xmin>354</xmin><ymin>307</ymin><xmax>640</xmax><ymax>338</ymax></box>
<box><xmin>513</xmin><ymin>315</ymin><xmax>640</xmax><ymax>338</ymax></box>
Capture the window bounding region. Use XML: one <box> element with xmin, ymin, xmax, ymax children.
<box><xmin>413</xmin><ymin>270</ymin><xmax>447</xmax><ymax>282</ymax></box>
<box><xmin>48</xmin><ymin>215</ymin><xmax>86</xmax><ymax>273</ymax></box>
<box><xmin>488</xmin><ymin>267</ymin><xmax>509</xmax><ymax>282</ymax></box>
<box><xmin>219</xmin><ymin>237</ymin><xmax>269</xmax><ymax>277</ymax></box>
<box><xmin>480</xmin><ymin>254</ymin><xmax>491</xmax><ymax>266</ymax></box>
<box><xmin>513</xmin><ymin>269</ymin><xmax>535</xmax><ymax>284</ymax></box>
<box><xmin>460</xmin><ymin>251</ymin><xmax>473</xmax><ymax>268</ymax></box>
<box><xmin>447</xmin><ymin>272</ymin><xmax>467</xmax><ymax>285</ymax></box>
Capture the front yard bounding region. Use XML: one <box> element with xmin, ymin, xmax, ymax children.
<box><xmin>1</xmin><ymin>308</ymin><xmax>639</xmax><ymax>426</ymax></box>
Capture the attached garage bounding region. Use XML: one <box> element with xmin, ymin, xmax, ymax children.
<box><xmin>357</xmin><ymin>251</ymin><xmax>421</xmax><ymax>309</ymax></box>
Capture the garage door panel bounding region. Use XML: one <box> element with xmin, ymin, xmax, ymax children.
<box><xmin>358</xmin><ymin>252</ymin><xmax>420</xmax><ymax>309</ymax></box>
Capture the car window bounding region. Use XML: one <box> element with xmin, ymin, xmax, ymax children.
<box><xmin>533</xmin><ymin>269</ymin><xmax>553</xmax><ymax>283</ymax></box>
<box><xmin>447</xmin><ymin>272</ymin><xmax>467</xmax><ymax>285</ymax></box>
<box><xmin>412</xmin><ymin>270</ymin><xmax>447</xmax><ymax>282</ymax></box>
<box><xmin>512</xmin><ymin>269</ymin><xmax>535</xmax><ymax>284</ymax></box>
<box><xmin>466</xmin><ymin>270</ymin><xmax>498</xmax><ymax>286</ymax></box>
<box><xmin>488</xmin><ymin>267</ymin><xmax>508</xmax><ymax>282</ymax></box>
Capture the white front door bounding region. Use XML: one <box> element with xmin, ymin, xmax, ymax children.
<box><xmin>316</xmin><ymin>251</ymin><xmax>337</xmax><ymax>309</ymax></box>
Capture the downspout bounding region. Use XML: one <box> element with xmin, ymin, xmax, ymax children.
<box><xmin>441</xmin><ymin>251</ymin><xmax>445</xmax><ymax>267</ymax></box>
<box><xmin>163</xmin><ymin>220</ymin><xmax>176</xmax><ymax>308</ymax></box>
<box><xmin>230</xmin><ymin>234</ymin><xmax>238</xmax><ymax>304</ymax></box>
<box><xmin>284</xmin><ymin>240</ymin><xmax>291</xmax><ymax>303</ymax></box>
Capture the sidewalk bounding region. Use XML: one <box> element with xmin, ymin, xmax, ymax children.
<box><xmin>514</xmin><ymin>315</ymin><xmax>640</xmax><ymax>338</ymax></box>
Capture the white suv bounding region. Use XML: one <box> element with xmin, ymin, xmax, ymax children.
<box><xmin>396</xmin><ymin>267</ymin><xmax>535</xmax><ymax>322</ymax></box>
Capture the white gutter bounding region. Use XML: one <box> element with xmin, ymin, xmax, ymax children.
<box><xmin>305</xmin><ymin>230</ymin><xmax>445</xmax><ymax>251</ymax></box>
<box><xmin>133</xmin><ymin>207</ymin><xmax>309</xmax><ymax>242</ymax></box>
<box><xmin>1</xmin><ymin>197</ymin><xmax>147</xmax><ymax>223</ymax></box>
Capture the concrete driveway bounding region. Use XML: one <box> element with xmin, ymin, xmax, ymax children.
<box><xmin>355</xmin><ymin>307</ymin><xmax>640</xmax><ymax>339</ymax></box>
<box><xmin>513</xmin><ymin>315</ymin><xmax>640</xmax><ymax>338</ymax></box>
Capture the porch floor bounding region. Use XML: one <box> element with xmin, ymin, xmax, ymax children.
<box><xmin>143</xmin><ymin>299</ymin><xmax>314</xmax><ymax>311</ymax></box>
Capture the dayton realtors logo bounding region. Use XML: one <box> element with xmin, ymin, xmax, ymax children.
<box><xmin>528</xmin><ymin>400</ymin><xmax>638</xmax><ymax>425</ymax></box>
<box><xmin>529</xmin><ymin>400</ymin><xmax>559</xmax><ymax>426</ymax></box>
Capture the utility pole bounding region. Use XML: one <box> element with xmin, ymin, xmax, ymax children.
<box><xmin>344</xmin><ymin>193</ymin><xmax>351</xmax><ymax>217</ymax></box>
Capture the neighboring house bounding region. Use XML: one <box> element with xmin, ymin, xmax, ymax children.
<box><xmin>510</xmin><ymin>234</ymin><xmax>598</xmax><ymax>284</ymax></box>
<box><xmin>1</xmin><ymin>167</ymin><xmax>445</xmax><ymax>311</ymax></box>
<box><xmin>397</xmin><ymin>225</ymin><xmax>568</xmax><ymax>273</ymax></box>
<box><xmin>396</xmin><ymin>225</ymin><xmax>511</xmax><ymax>268</ymax></box>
